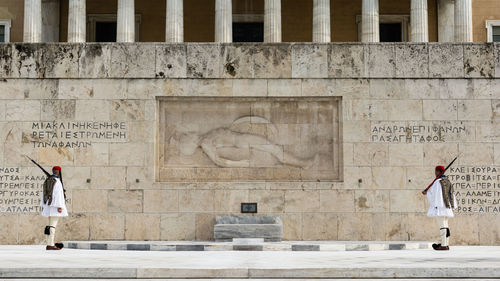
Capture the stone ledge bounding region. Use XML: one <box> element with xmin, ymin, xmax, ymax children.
<box><xmin>0</xmin><ymin>43</ymin><xmax>497</xmax><ymax>79</ymax></box>
<box><xmin>64</xmin><ymin>240</ymin><xmax>432</xmax><ymax>252</ymax></box>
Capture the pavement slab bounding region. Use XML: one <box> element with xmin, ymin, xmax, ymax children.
<box><xmin>0</xmin><ymin>246</ymin><xmax>499</xmax><ymax>279</ymax></box>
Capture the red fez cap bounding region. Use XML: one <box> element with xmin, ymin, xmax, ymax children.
<box><xmin>435</xmin><ymin>165</ymin><xmax>445</xmax><ymax>172</ymax></box>
<box><xmin>52</xmin><ymin>166</ymin><xmax>62</xmax><ymax>171</ymax></box>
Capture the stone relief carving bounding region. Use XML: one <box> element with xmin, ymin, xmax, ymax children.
<box><xmin>158</xmin><ymin>98</ymin><xmax>340</xmax><ymax>181</ymax></box>
<box><xmin>176</xmin><ymin>116</ymin><xmax>319</xmax><ymax>169</ymax></box>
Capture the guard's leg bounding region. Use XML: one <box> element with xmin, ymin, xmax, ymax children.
<box><xmin>438</xmin><ymin>216</ymin><xmax>449</xmax><ymax>247</ymax></box>
<box><xmin>47</xmin><ymin>216</ymin><xmax>59</xmax><ymax>247</ymax></box>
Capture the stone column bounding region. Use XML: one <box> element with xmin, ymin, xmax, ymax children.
<box><xmin>454</xmin><ymin>0</ymin><xmax>472</xmax><ymax>42</ymax></box>
<box><xmin>410</xmin><ymin>0</ymin><xmax>428</xmax><ymax>42</ymax></box>
<box><xmin>166</xmin><ymin>0</ymin><xmax>183</xmax><ymax>42</ymax></box>
<box><xmin>437</xmin><ymin>0</ymin><xmax>454</xmax><ymax>42</ymax></box>
<box><xmin>23</xmin><ymin>0</ymin><xmax>42</xmax><ymax>42</ymax></box>
<box><xmin>215</xmin><ymin>0</ymin><xmax>232</xmax><ymax>42</ymax></box>
<box><xmin>117</xmin><ymin>0</ymin><xmax>135</xmax><ymax>42</ymax></box>
<box><xmin>313</xmin><ymin>0</ymin><xmax>331</xmax><ymax>42</ymax></box>
<box><xmin>361</xmin><ymin>0</ymin><xmax>379</xmax><ymax>42</ymax></box>
<box><xmin>42</xmin><ymin>0</ymin><xmax>60</xmax><ymax>42</ymax></box>
<box><xmin>68</xmin><ymin>0</ymin><xmax>86</xmax><ymax>42</ymax></box>
<box><xmin>264</xmin><ymin>0</ymin><xmax>281</xmax><ymax>42</ymax></box>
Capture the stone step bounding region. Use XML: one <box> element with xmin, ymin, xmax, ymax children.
<box><xmin>11</xmin><ymin>278</ymin><xmax>498</xmax><ymax>281</ymax></box>
<box><xmin>1</xmin><ymin>267</ymin><xmax>499</xmax><ymax>279</ymax></box>
<box><xmin>63</xmin><ymin>240</ymin><xmax>433</xmax><ymax>252</ymax></box>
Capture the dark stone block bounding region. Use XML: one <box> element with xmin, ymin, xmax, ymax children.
<box><xmin>127</xmin><ymin>244</ymin><xmax>151</xmax><ymax>251</ymax></box>
<box><xmin>389</xmin><ymin>244</ymin><xmax>405</xmax><ymax>250</ymax></box>
<box><xmin>90</xmin><ymin>243</ymin><xmax>107</xmax><ymax>250</ymax></box>
<box><xmin>233</xmin><ymin>245</ymin><xmax>263</xmax><ymax>251</ymax></box>
<box><xmin>291</xmin><ymin>245</ymin><xmax>320</xmax><ymax>251</ymax></box>
<box><xmin>176</xmin><ymin>245</ymin><xmax>204</xmax><ymax>251</ymax></box>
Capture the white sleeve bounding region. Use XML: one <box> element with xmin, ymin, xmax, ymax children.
<box><xmin>50</xmin><ymin>180</ymin><xmax>66</xmax><ymax>208</ymax></box>
<box><xmin>40</xmin><ymin>187</ymin><xmax>45</xmax><ymax>206</ymax></box>
<box><xmin>433</xmin><ymin>180</ymin><xmax>445</xmax><ymax>208</ymax></box>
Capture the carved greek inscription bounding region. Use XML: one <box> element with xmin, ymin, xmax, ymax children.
<box><xmin>0</xmin><ymin>167</ymin><xmax>44</xmax><ymax>213</ymax></box>
<box><xmin>29</xmin><ymin>121</ymin><xmax>127</xmax><ymax>148</ymax></box>
<box><xmin>449</xmin><ymin>166</ymin><xmax>500</xmax><ymax>213</ymax></box>
<box><xmin>370</xmin><ymin>122</ymin><xmax>468</xmax><ymax>143</ymax></box>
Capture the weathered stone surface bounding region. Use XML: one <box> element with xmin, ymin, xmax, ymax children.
<box><xmin>253</xmin><ymin>45</ymin><xmax>292</xmax><ymax>78</ymax></box>
<box><xmin>495</xmin><ymin>43</ymin><xmax>500</xmax><ymax>78</ymax></box>
<box><xmin>108</xmin><ymin>190</ymin><xmax>143</xmax><ymax>213</ymax></box>
<box><xmin>72</xmin><ymin>190</ymin><xmax>108</xmax><ymax>213</ymax></box>
<box><xmin>109</xmin><ymin>143</ymin><xmax>146</xmax><ymax>166</ymax></box>
<box><xmin>161</xmin><ymin>213</ymin><xmax>195</xmax><ymax>240</ymax></box>
<box><xmin>91</xmin><ymin>167</ymin><xmax>126</xmax><ymax>189</ymax></box>
<box><xmin>292</xmin><ymin>44</ymin><xmax>328</xmax><ymax>78</ymax></box>
<box><xmin>221</xmin><ymin>44</ymin><xmax>255</xmax><ymax>78</ymax></box>
<box><xmin>5</xmin><ymin>100</ymin><xmax>40</xmax><ymax>121</ymax></box>
<box><xmin>354</xmin><ymin>190</ymin><xmax>390</xmax><ymax>212</ymax></box>
<box><xmin>79</xmin><ymin>44</ymin><xmax>111</xmax><ymax>78</ymax></box>
<box><xmin>320</xmin><ymin>190</ymin><xmax>355</xmax><ymax>212</ymax></box>
<box><xmin>11</xmin><ymin>44</ymin><xmax>45</xmax><ymax>78</ymax></box>
<box><xmin>366</xmin><ymin>44</ymin><xmax>396</xmax><ymax>78</ymax></box>
<box><xmin>0</xmin><ymin>44</ymin><xmax>12</xmax><ymax>77</ymax></box>
<box><xmin>214</xmin><ymin>190</ymin><xmax>249</xmax><ymax>212</ymax></box>
<box><xmin>143</xmin><ymin>190</ymin><xmax>178</xmax><ymax>213</ymax></box>
<box><xmin>195</xmin><ymin>213</ymin><xmax>216</xmax><ymax>241</ymax></box>
<box><xmin>0</xmin><ymin>214</ymin><xmax>18</xmax><ymax>244</ymax></box>
<box><xmin>58</xmin><ymin>213</ymin><xmax>91</xmax><ymax>241</ymax></box>
<box><xmin>58</xmin><ymin>79</ymin><xmax>127</xmax><ymax>99</ymax></box>
<box><xmin>232</xmin><ymin>79</ymin><xmax>267</xmax><ymax>96</ymax></box>
<box><xmin>302</xmin><ymin>213</ymin><xmax>337</xmax><ymax>240</ymax></box>
<box><xmin>284</xmin><ymin>190</ymin><xmax>320</xmax><ymax>212</ymax></box>
<box><xmin>41</xmin><ymin>100</ymin><xmax>76</xmax><ymax>120</ymax></box>
<box><xmin>18</xmin><ymin>214</ymin><xmax>46</xmax><ymax>244</ymax></box>
<box><xmin>179</xmin><ymin>190</ymin><xmax>214</xmax><ymax>212</ymax></box>
<box><xmin>464</xmin><ymin>44</ymin><xmax>495</xmax><ymax>78</ymax></box>
<box><xmin>89</xmin><ymin>214</ymin><xmax>125</xmax><ymax>240</ymax></box>
<box><xmin>395</xmin><ymin>44</ymin><xmax>429</xmax><ymax>78</ymax></box>
<box><xmin>43</xmin><ymin>44</ymin><xmax>80</xmax><ymax>78</ymax></box>
<box><xmin>429</xmin><ymin>43</ymin><xmax>464</xmax><ymax>78</ymax></box>
<box><xmin>125</xmin><ymin>214</ymin><xmax>161</xmax><ymax>240</ymax></box>
<box><xmin>187</xmin><ymin>44</ymin><xmax>221</xmax><ymax>78</ymax></box>
<box><xmin>423</xmin><ymin>99</ymin><xmax>458</xmax><ymax>120</ymax></box>
<box><xmin>328</xmin><ymin>44</ymin><xmax>364</xmax><ymax>78</ymax></box>
<box><xmin>156</xmin><ymin>44</ymin><xmax>187</xmax><ymax>78</ymax></box>
<box><xmin>458</xmin><ymin>100</ymin><xmax>493</xmax><ymax>120</ymax></box>
<box><xmin>110</xmin><ymin>44</ymin><xmax>156</xmax><ymax>78</ymax></box>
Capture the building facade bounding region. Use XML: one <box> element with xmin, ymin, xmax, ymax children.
<box><xmin>0</xmin><ymin>0</ymin><xmax>499</xmax><ymax>245</ymax></box>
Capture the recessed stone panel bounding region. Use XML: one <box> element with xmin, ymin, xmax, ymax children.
<box><xmin>158</xmin><ymin>97</ymin><xmax>341</xmax><ymax>182</ymax></box>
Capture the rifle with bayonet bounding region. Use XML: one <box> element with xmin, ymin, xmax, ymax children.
<box><xmin>422</xmin><ymin>156</ymin><xmax>458</xmax><ymax>195</ymax></box>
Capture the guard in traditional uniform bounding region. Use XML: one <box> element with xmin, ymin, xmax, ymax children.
<box><xmin>423</xmin><ymin>165</ymin><xmax>457</xmax><ymax>251</ymax></box>
<box><xmin>40</xmin><ymin>166</ymin><xmax>68</xmax><ymax>250</ymax></box>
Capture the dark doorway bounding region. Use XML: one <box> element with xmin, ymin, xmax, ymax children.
<box><xmin>379</xmin><ymin>23</ymin><xmax>402</xmax><ymax>42</ymax></box>
<box><xmin>233</xmin><ymin>22</ymin><xmax>264</xmax><ymax>42</ymax></box>
<box><xmin>95</xmin><ymin>21</ymin><xmax>117</xmax><ymax>42</ymax></box>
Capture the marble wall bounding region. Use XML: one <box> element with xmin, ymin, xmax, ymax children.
<box><xmin>0</xmin><ymin>42</ymin><xmax>498</xmax><ymax>245</ymax></box>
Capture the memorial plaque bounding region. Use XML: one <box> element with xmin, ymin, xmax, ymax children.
<box><xmin>158</xmin><ymin>97</ymin><xmax>341</xmax><ymax>181</ymax></box>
